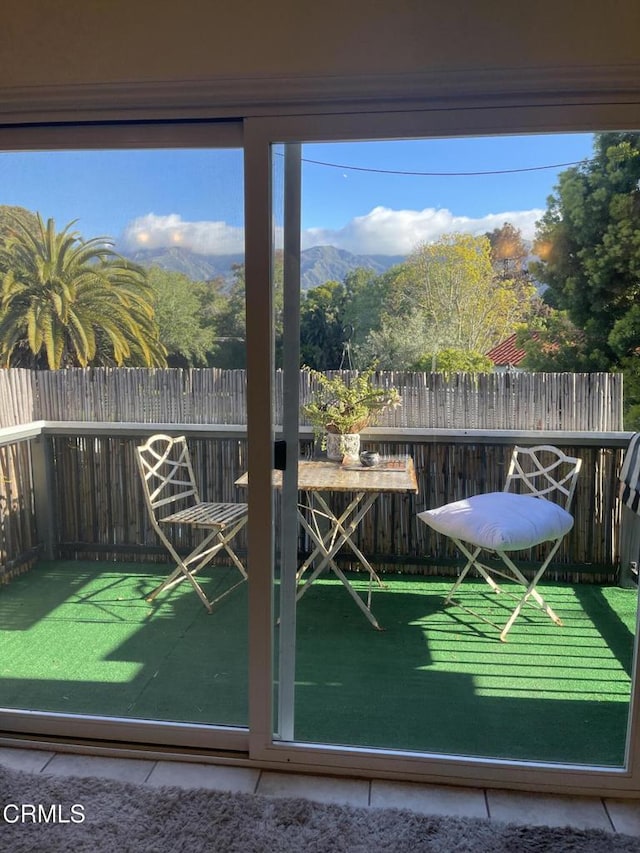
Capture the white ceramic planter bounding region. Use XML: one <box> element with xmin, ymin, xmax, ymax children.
<box><xmin>325</xmin><ymin>432</ymin><xmax>361</xmax><ymax>461</ymax></box>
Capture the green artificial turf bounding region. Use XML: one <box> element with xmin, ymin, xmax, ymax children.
<box><xmin>0</xmin><ymin>561</ymin><xmax>636</xmax><ymax>766</ymax></box>
<box><xmin>0</xmin><ymin>561</ymin><xmax>249</xmax><ymax>726</ymax></box>
<box><xmin>293</xmin><ymin>575</ymin><xmax>637</xmax><ymax>766</ymax></box>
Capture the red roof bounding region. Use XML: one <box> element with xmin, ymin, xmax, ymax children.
<box><xmin>486</xmin><ymin>333</ymin><xmax>528</xmax><ymax>367</ymax></box>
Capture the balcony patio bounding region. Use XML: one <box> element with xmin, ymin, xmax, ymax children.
<box><xmin>0</xmin><ymin>368</ymin><xmax>637</xmax><ymax>768</ymax></box>
<box><xmin>0</xmin><ymin>556</ymin><xmax>635</xmax><ymax>766</ymax></box>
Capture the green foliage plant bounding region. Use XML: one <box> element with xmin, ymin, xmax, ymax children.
<box><xmin>412</xmin><ymin>349</ymin><xmax>493</xmax><ymax>374</ymax></box>
<box><xmin>531</xmin><ymin>132</ymin><xmax>640</xmax><ymax>368</ymax></box>
<box><xmin>301</xmin><ymin>367</ymin><xmax>402</xmax><ymax>440</ymax></box>
<box><xmin>526</xmin><ymin>132</ymin><xmax>640</xmax><ymax>423</ymax></box>
<box><xmin>146</xmin><ymin>266</ymin><xmax>219</xmax><ymax>366</ymax></box>
<box><xmin>358</xmin><ymin>232</ymin><xmax>538</xmax><ymax>369</ymax></box>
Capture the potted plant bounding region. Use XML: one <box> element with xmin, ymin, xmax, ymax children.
<box><xmin>301</xmin><ymin>367</ymin><xmax>402</xmax><ymax>460</ymax></box>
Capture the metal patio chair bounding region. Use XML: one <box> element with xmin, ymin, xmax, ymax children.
<box><xmin>136</xmin><ymin>434</ymin><xmax>248</xmax><ymax>612</ymax></box>
<box><xmin>417</xmin><ymin>445</ymin><xmax>582</xmax><ymax>641</ymax></box>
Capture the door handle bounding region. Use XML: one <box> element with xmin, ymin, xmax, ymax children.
<box><xmin>273</xmin><ymin>440</ymin><xmax>287</xmax><ymax>471</ymax></box>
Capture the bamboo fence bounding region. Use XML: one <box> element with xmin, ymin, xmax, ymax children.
<box><xmin>0</xmin><ymin>367</ymin><xmax>628</xmax><ymax>582</ymax></box>
<box><xmin>43</xmin><ymin>433</ymin><xmax>621</xmax><ymax>584</ymax></box>
<box><xmin>0</xmin><ymin>441</ymin><xmax>39</xmax><ymax>583</ymax></box>
<box><xmin>0</xmin><ymin>369</ymin><xmax>34</xmax><ymax>427</ymax></box>
<box><xmin>15</xmin><ymin>368</ymin><xmax>623</xmax><ymax>432</ymax></box>
<box><xmin>0</xmin><ymin>367</ymin><xmax>619</xmax><ymax>431</ymax></box>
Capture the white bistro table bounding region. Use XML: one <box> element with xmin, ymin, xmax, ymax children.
<box><xmin>236</xmin><ymin>456</ymin><xmax>418</xmax><ymax>629</ymax></box>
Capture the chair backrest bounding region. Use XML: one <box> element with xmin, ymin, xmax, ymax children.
<box><xmin>503</xmin><ymin>445</ymin><xmax>582</xmax><ymax>511</ymax></box>
<box><xmin>136</xmin><ymin>434</ymin><xmax>200</xmax><ymax>518</ymax></box>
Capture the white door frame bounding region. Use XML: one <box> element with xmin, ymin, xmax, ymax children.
<box><xmin>243</xmin><ymin>104</ymin><xmax>640</xmax><ymax>796</ymax></box>
<box><xmin>0</xmin><ymin>119</ymin><xmax>251</xmax><ymax>754</ymax></box>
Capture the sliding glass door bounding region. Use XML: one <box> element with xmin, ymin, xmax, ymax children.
<box><xmin>0</xmin><ymin>122</ymin><xmax>252</xmax><ymax>750</ymax></box>
<box><xmin>245</xmin><ymin>111</ymin><xmax>640</xmax><ymax>795</ymax></box>
<box><xmin>0</xmin><ymin>106</ymin><xmax>639</xmax><ymax>795</ymax></box>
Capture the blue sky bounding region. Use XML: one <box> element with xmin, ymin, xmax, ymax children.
<box><xmin>0</xmin><ymin>132</ymin><xmax>595</xmax><ymax>257</ymax></box>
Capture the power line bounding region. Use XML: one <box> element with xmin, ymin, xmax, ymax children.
<box><xmin>299</xmin><ymin>156</ymin><xmax>591</xmax><ymax>178</ymax></box>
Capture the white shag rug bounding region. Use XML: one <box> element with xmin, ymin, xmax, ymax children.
<box><xmin>1</xmin><ymin>765</ymin><xmax>639</xmax><ymax>852</ymax></box>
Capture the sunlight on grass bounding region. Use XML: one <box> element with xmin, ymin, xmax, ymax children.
<box><xmin>1</xmin><ymin>562</ymin><xmax>635</xmax><ymax>763</ymax></box>
<box><xmin>1</xmin><ymin>665</ymin><xmax>144</xmax><ymax>683</ymax></box>
<box><xmin>404</xmin><ymin>581</ymin><xmax>635</xmax><ymax>701</ymax></box>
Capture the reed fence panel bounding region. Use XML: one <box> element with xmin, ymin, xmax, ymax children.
<box><xmin>0</xmin><ymin>369</ymin><xmax>34</xmax><ymax>427</ymax></box>
<box><xmin>302</xmin><ymin>370</ymin><xmax>623</xmax><ymax>431</ymax></box>
<box><xmin>0</xmin><ymin>367</ymin><xmax>627</xmax><ymax>581</ymax></box>
<box><xmin>28</xmin><ymin>368</ymin><xmax>250</xmax><ymax>425</ymax></box>
<box><xmin>47</xmin><ymin>432</ymin><xmax>622</xmax><ymax>582</ymax></box>
<box><xmin>52</xmin><ymin>434</ymin><xmax>250</xmax><ymax>565</ymax></box>
<box><xmin>0</xmin><ymin>367</ymin><xmax>620</xmax><ymax>431</ymax></box>
<box><xmin>0</xmin><ymin>440</ymin><xmax>39</xmax><ymax>583</ymax></box>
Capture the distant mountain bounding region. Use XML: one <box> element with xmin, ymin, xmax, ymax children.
<box><xmin>299</xmin><ymin>246</ymin><xmax>405</xmax><ymax>289</ymax></box>
<box><xmin>125</xmin><ymin>245</ymin><xmax>405</xmax><ymax>290</ymax></box>
<box><xmin>127</xmin><ymin>247</ymin><xmax>245</xmax><ymax>284</ymax></box>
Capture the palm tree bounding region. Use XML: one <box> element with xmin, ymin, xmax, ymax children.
<box><xmin>0</xmin><ymin>214</ymin><xmax>167</xmax><ymax>369</ymax></box>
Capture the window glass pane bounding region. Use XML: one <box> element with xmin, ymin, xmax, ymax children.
<box><xmin>276</xmin><ymin>131</ymin><xmax>639</xmax><ymax>767</ymax></box>
<box><xmin>0</xmin><ymin>146</ymin><xmax>250</xmax><ymax>736</ymax></box>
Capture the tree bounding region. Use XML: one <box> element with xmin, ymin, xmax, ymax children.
<box><xmin>517</xmin><ymin>311</ymin><xmax>588</xmax><ymax>372</ymax></box>
<box><xmin>412</xmin><ymin>348</ymin><xmax>493</xmax><ymax>373</ymax></box>
<box><xmin>0</xmin><ymin>214</ymin><xmax>166</xmax><ymax>369</ymax></box>
<box><xmin>341</xmin><ymin>266</ymin><xmax>391</xmax><ymax>355</ymax></box>
<box><xmin>530</xmin><ymin>132</ymin><xmax>640</xmax><ymax>425</ymax></box>
<box><xmin>369</xmin><ymin>233</ymin><xmax>536</xmax><ymax>367</ymax></box>
<box><xmin>299</xmin><ymin>266</ymin><xmax>398</xmax><ymax>370</ymax></box>
<box><xmin>608</xmin><ymin>304</ymin><xmax>640</xmax><ymax>428</ymax></box>
<box><xmin>401</xmin><ymin>233</ymin><xmax>495</xmax><ymax>351</ymax></box>
<box><xmin>0</xmin><ymin>205</ymin><xmax>39</xmax><ymax>247</ymax></box>
<box><xmin>485</xmin><ymin>222</ymin><xmax>530</xmax><ymax>281</ymax></box>
<box><xmin>207</xmin><ymin>262</ymin><xmax>249</xmax><ymax>369</ymax></box>
<box><xmin>147</xmin><ymin>267</ymin><xmax>221</xmax><ymax>366</ymax></box>
<box><xmin>299</xmin><ymin>280</ymin><xmax>347</xmax><ymax>370</ymax></box>
<box><xmin>532</xmin><ymin>132</ymin><xmax>640</xmax><ymax>370</ymax></box>
<box><xmin>208</xmin><ymin>254</ymin><xmax>284</xmax><ymax>369</ymax></box>
<box><xmin>359</xmin><ymin>311</ymin><xmax>429</xmax><ymax>369</ymax></box>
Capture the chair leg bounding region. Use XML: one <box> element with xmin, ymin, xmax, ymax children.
<box><xmin>146</xmin><ymin>529</ymin><xmax>218</xmax><ymax>596</ymax></box>
<box><xmin>145</xmin><ymin>540</ymin><xmax>217</xmax><ymax>613</ymax></box>
<box><xmin>444</xmin><ymin>542</ymin><xmax>482</xmax><ymax>604</ymax></box>
<box><xmin>497</xmin><ymin>542</ymin><xmax>564</xmax><ymax>641</ymax></box>
<box><xmin>146</xmin><ymin>559</ymin><xmax>215</xmax><ymax>613</ymax></box>
<box><xmin>146</xmin><ymin>519</ymin><xmax>248</xmax><ymax>612</ymax></box>
<box><xmin>216</xmin><ymin>518</ymin><xmax>249</xmax><ymax>580</ymax></box>
<box><xmin>198</xmin><ymin>521</ymin><xmax>249</xmax><ymax>609</ymax></box>
<box><xmin>444</xmin><ymin>538</ymin><xmax>565</xmax><ymax>642</ymax></box>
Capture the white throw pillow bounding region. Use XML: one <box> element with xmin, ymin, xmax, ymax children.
<box><xmin>417</xmin><ymin>491</ymin><xmax>574</xmax><ymax>551</ymax></box>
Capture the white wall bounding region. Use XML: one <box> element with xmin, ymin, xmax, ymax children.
<box><xmin>1</xmin><ymin>0</ymin><xmax>639</xmax><ymax>89</ymax></box>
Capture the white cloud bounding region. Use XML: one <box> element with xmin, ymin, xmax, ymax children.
<box><xmin>122</xmin><ymin>207</ymin><xmax>544</xmax><ymax>258</ymax></box>
<box><xmin>121</xmin><ymin>213</ymin><xmax>245</xmax><ymax>255</ymax></box>
<box><xmin>301</xmin><ymin>206</ymin><xmax>544</xmax><ymax>255</ymax></box>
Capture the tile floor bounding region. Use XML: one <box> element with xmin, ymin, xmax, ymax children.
<box><xmin>0</xmin><ymin>745</ymin><xmax>638</xmax><ymax>837</ymax></box>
